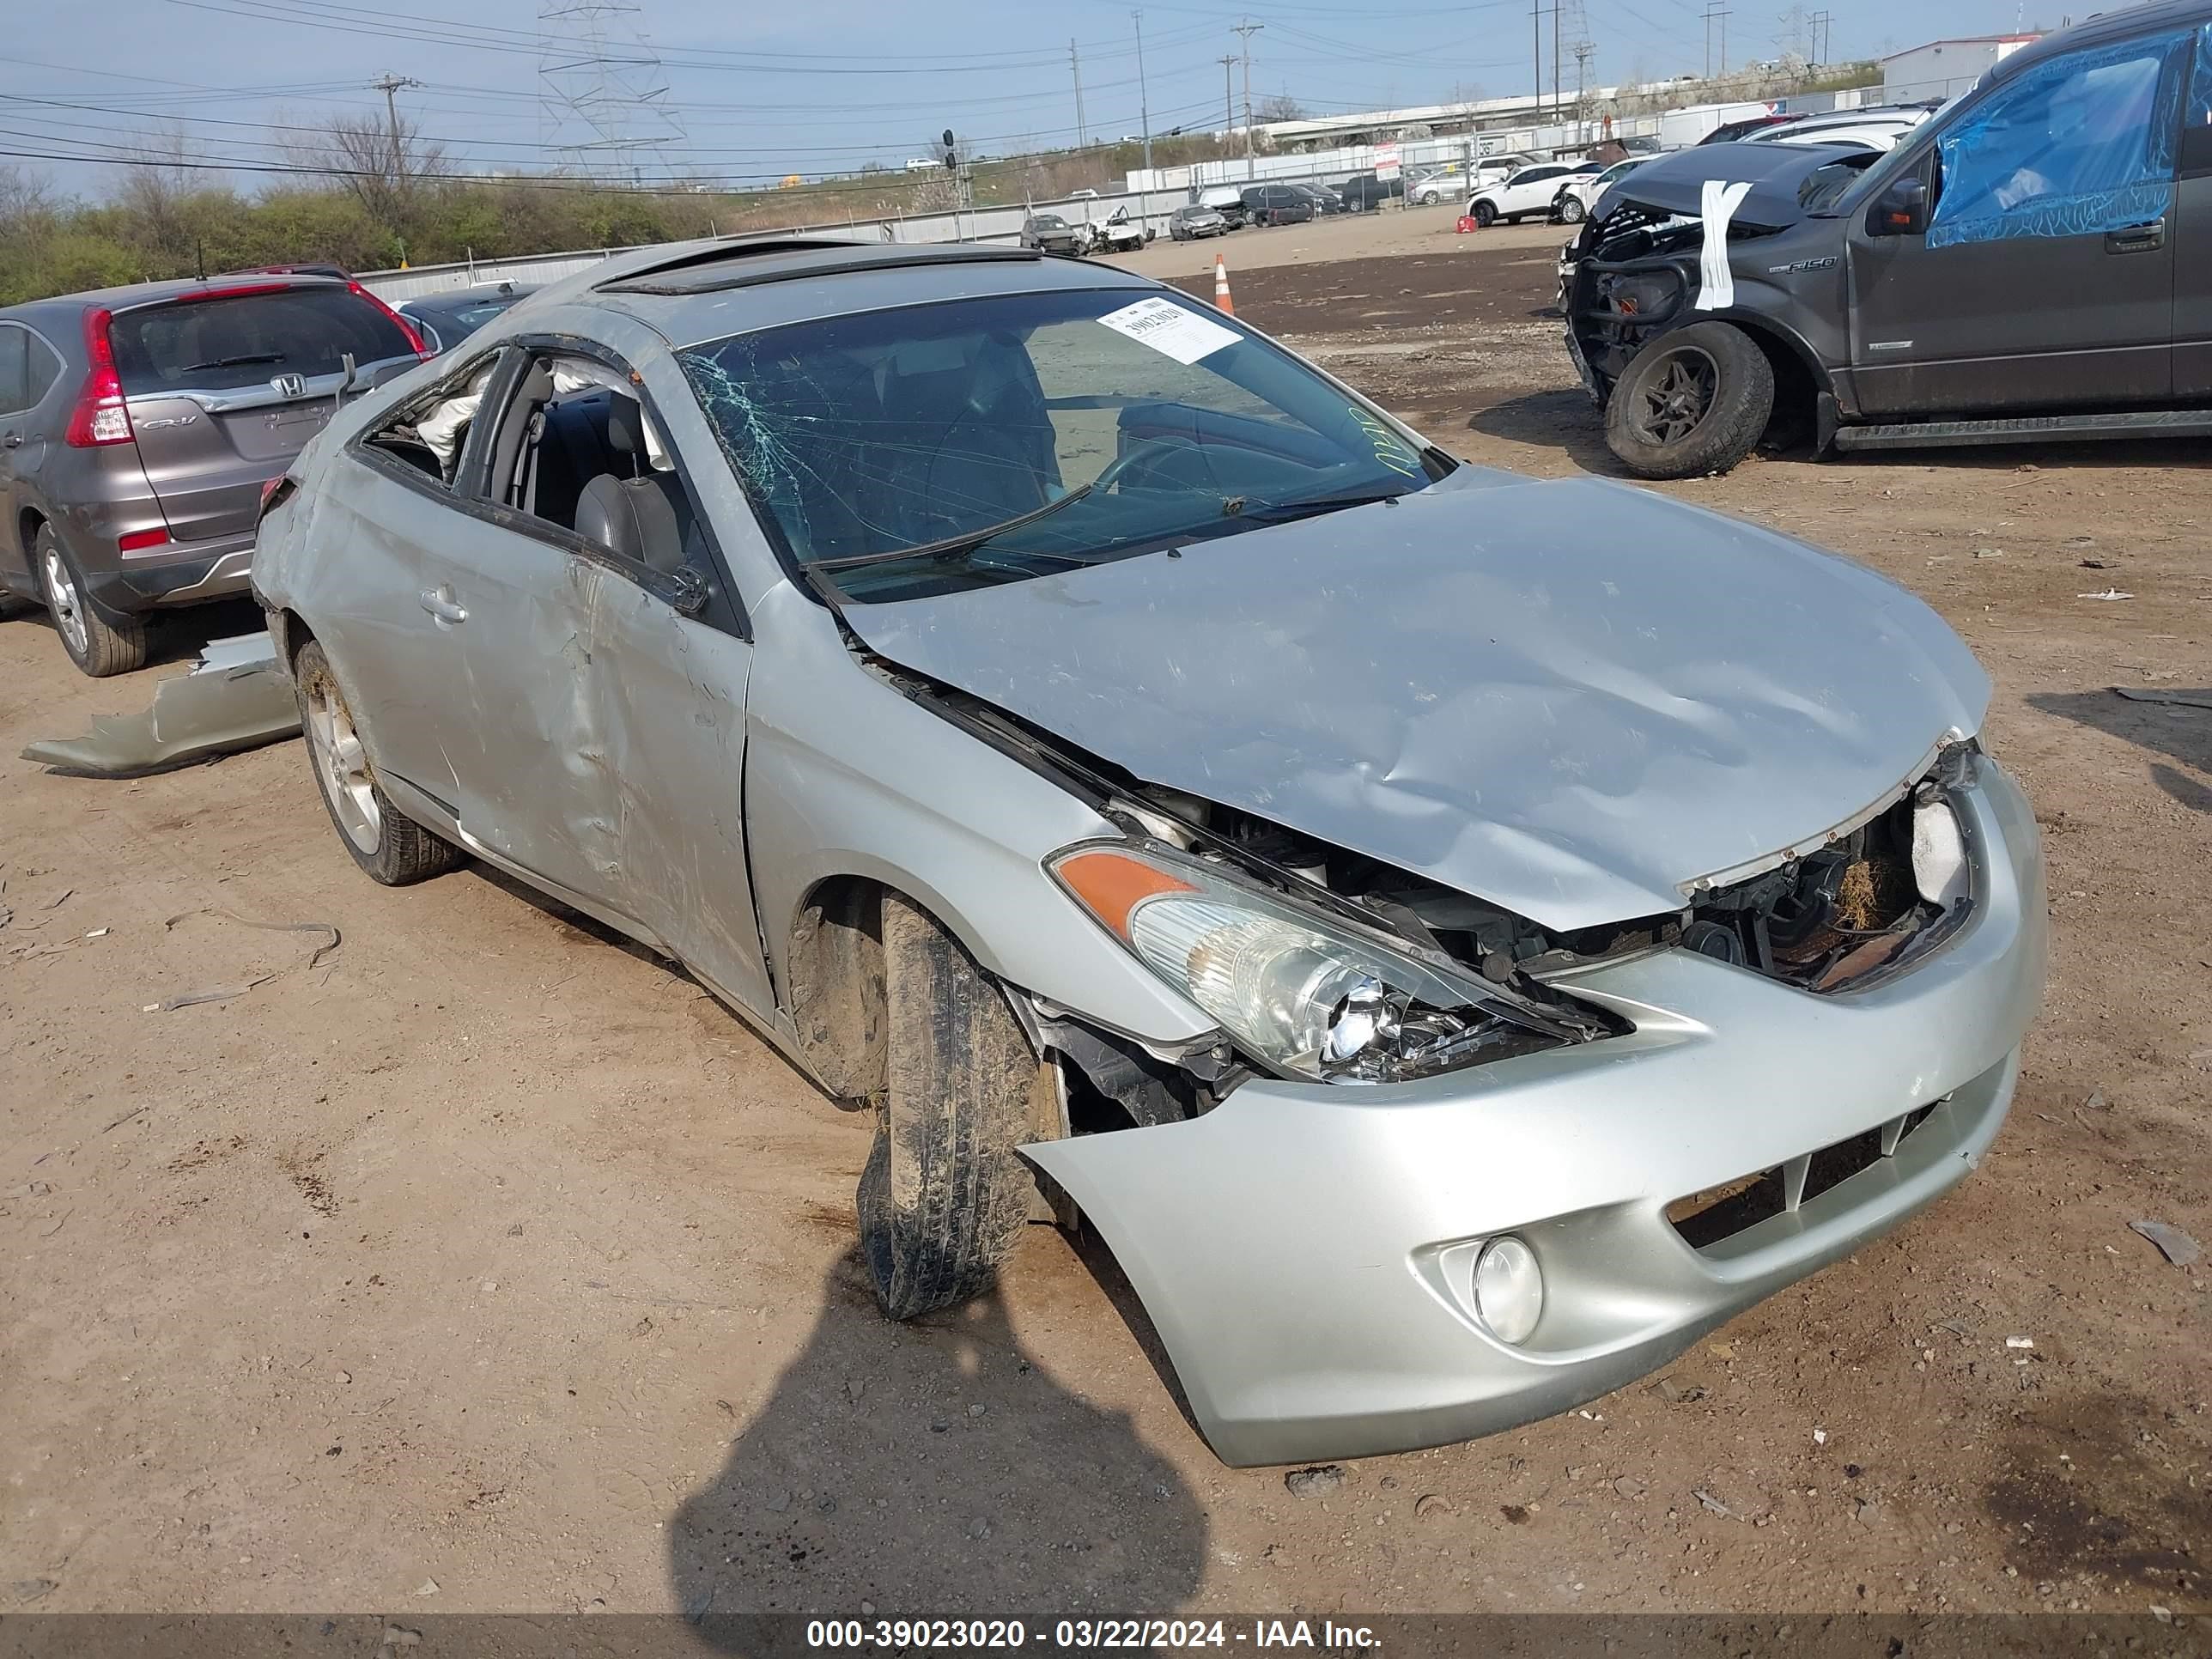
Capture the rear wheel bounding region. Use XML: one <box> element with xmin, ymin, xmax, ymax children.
<box><xmin>858</xmin><ymin>891</ymin><xmax>1048</xmax><ymax>1321</ymax></box>
<box><xmin>1603</xmin><ymin>321</ymin><xmax>1775</xmax><ymax>480</ymax></box>
<box><xmin>295</xmin><ymin>640</ymin><xmax>465</xmax><ymax>885</ymax></box>
<box><xmin>36</xmin><ymin>526</ymin><xmax>146</xmax><ymax>678</ymax></box>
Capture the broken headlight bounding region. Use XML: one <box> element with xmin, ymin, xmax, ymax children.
<box><xmin>1049</xmin><ymin>843</ymin><xmax>1585</xmax><ymax>1085</ymax></box>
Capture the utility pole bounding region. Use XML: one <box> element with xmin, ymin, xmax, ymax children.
<box><xmin>1703</xmin><ymin>1</ymin><xmax>1732</xmax><ymax>79</ymax></box>
<box><xmin>1552</xmin><ymin>0</ymin><xmax>1561</xmax><ymax>125</ymax></box>
<box><xmin>1808</xmin><ymin>8</ymin><xmax>1831</xmax><ymax>66</ymax></box>
<box><xmin>1531</xmin><ymin>0</ymin><xmax>1542</xmax><ymax>122</ymax></box>
<box><xmin>1069</xmin><ymin>40</ymin><xmax>1087</xmax><ymax>149</ymax></box>
<box><xmin>1232</xmin><ymin>18</ymin><xmax>1262</xmax><ymax>179</ymax></box>
<box><xmin>1573</xmin><ymin>40</ymin><xmax>1595</xmax><ymax>115</ymax></box>
<box><xmin>1218</xmin><ymin>53</ymin><xmax>1237</xmax><ymax>162</ymax></box>
<box><xmin>1133</xmin><ymin>9</ymin><xmax>1152</xmax><ymax>174</ymax></box>
<box><xmin>369</xmin><ymin>73</ymin><xmax>421</xmax><ymax>186</ymax></box>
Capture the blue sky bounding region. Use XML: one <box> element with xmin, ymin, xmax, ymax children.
<box><xmin>3</xmin><ymin>0</ymin><xmax>2063</xmax><ymax>196</ymax></box>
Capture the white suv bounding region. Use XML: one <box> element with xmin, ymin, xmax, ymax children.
<box><xmin>1466</xmin><ymin>161</ymin><xmax>1596</xmax><ymax>227</ymax></box>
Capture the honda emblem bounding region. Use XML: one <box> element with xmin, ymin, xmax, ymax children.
<box><xmin>271</xmin><ymin>373</ymin><xmax>308</xmax><ymax>399</ymax></box>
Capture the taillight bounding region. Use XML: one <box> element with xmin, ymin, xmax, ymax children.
<box><xmin>118</xmin><ymin>527</ymin><xmax>171</xmax><ymax>552</ymax></box>
<box><xmin>259</xmin><ymin>475</ymin><xmax>297</xmax><ymax>520</ymax></box>
<box><xmin>65</xmin><ymin>307</ymin><xmax>132</xmax><ymax>447</ymax></box>
<box><xmin>349</xmin><ymin>280</ymin><xmax>430</xmax><ymax>358</ymax></box>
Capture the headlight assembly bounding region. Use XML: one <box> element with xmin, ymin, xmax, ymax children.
<box><xmin>1049</xmin><ymin>842</ymin><xmax>1602</xmax><ymax>1085</ymax></box>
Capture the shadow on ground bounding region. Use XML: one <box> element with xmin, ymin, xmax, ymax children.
<box><xmin>2027</xmin><ymin>688</ymin><xmax>2212</xmax><ymax>813</ymax></box>
<box><xmin>1464</xmin><ymin>389</ymin><xmax>1618</xmax><ymax>473</ymax></box>
<box><xmin>668</xmin><ymin>1250</ymin><xmax>1206</xmax><ymax>1626</ymax></box>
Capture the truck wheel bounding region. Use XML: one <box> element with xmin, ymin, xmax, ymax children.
<box><xmin>1604</xmin><ymin>321</ymin><xmax>1774</xmax><ymax>480</ymax></box>
<box><xmin>859</xmin><ymin>891</ymin><xmax>1048</xmax><ymax>1321</ymax></box>
<box><xmin>1474</xmin><ymin>201</ymin><xmax>1497</xmax><ymax>228</ymax></box>
<box><xmin>36</xmin><ymin>526</ymin><xmax>147</xmax><ymax>678</ymax></box>
<box><xmin>295</xmin><ymin>640</ymin><xmax>466</xmax><ymax>885</ymax></box>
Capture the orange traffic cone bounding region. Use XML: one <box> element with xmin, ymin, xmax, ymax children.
<box><xmin>1212</xmin><ymin>252</ymin><xmax>1234</xmax><ymax>316</ymax></box>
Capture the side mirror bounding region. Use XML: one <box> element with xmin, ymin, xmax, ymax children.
<box><xmin>650</xmin><ymin>563</ymin><xmax>711</xmax><ymax>617</ymax></box>
<box><xmin>1868</xmin><ymin>175</ymin><xmax>1929</xmax><ymax>238</ymax></box>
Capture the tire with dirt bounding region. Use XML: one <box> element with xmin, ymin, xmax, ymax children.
<box><xmin>294</xmin><ymin>640</ymin><xmax>466</xmax><ymax>885</ymax></box>
<box><xmin>1603</xmin><ymin>320</ymin><xmax>1775</xmax><ymax>481</ymax></box>
<box><xmin>35</xmin><ymin>524</ymin><xmax>146</xmax><ymax>678</ymax></box>
<box><xmin>858</xmin><ymin>890</ymin><xmax>1047</xmax><ymax>1321</ymax></box>
<box><xmin>1474</xmin><ymin>200</ymin><xmax>1498</xmax><ymax>228</ymax></box>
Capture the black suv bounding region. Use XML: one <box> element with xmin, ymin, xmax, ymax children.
<box><xmin>1337</xmin><ymin>171</ymin><xmax>1405</xmax><ymax>211</ymax></box>
<box><xmin>1565</xmin><ymin>0</ymin><xmax>2212</xmax><ymax>477</ymax></box>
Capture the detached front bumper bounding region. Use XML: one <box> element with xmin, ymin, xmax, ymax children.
<box><xmin>1024</xmin><ymin>758</ymin><xmax>2046</xmax><ymax>1468</ymax></box>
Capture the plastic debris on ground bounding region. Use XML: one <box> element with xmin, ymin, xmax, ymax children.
<box><xmin>2128</xmin><ymin>1218</ymin><xmax>2203</xmax><ymax>1267</ymax></box>
<box><xmin>21</xmin><ymin>632</ymin><xmax>299</xmax><ymax>777</ymax></box>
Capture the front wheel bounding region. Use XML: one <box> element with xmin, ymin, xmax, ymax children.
<box><xmin>859</xmin><ymin>891</ymin><xmax>1047</xmax><ymax>1320</ymax></box>
<box><xmin>295</xmin><ymin>640</ymin><xmax>466</xmax><ymax>884</ymax></box>
<box><xmin>1558</xmin><ymin>195</ymin><xmax>1585</xmax><ymax>223</ymax></box>
<box><xmin>1473</xmin><ymin>200</ymin><xmax>1498</xmax><ymax>228</ymax></box>
<box><xmin>1603</xmin><ymin>321</ymin><xmax>1776</xmax><ymax>480</ymax></box>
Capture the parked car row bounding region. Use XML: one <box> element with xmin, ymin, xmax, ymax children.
<box><xmin>1018</xmin><ymin>208</ymin><xmax>1159</xmax><ymax>255</ymax></box>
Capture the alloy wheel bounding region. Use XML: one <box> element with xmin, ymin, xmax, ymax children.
<box><xmin>42</xmin><ymin>547</ymin><xmax>88</xmax><ymax>659</ymax></box>
<box><xmin>304</xmin><ymin>674</ymin><xmax>382</xmax><ymax>854</ymax></box>
<box><xmin>1631</xmin><ymin>346</ymin><xmax>1719</xmax><ymax>446</ymax></box>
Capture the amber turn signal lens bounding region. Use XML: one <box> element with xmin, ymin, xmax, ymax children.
<box><xmin>1054</xmin><ymin>850</ymin><xmax>1198</xmax><ymax>940</ymax></box>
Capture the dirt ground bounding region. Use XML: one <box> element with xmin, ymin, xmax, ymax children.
<box><xmin>3</xmin><ymin>210</ymin><xmax>2209</xmax><ymax>1626</ymax></box>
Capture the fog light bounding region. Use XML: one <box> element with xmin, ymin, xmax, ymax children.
<box><xmin>1472</xmin><ymin>1236</ymin><xmax>1544</xmax><ymax>1345</ymax></box>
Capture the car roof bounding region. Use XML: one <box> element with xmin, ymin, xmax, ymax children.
<box><xmin>1994</xmin><ymin>0</ymin><xmax>2212</xmax><ymax>83</ymax></box>
<box><xmin>0</xmin><ymin>272</ymin><xmax>349</xmax><ymax>327</ymax></box>
<box><xmin>402</xmin><ymin>284</ymin><xmax>538</xmax><ymax>314</ymax></box>
<box><xmin>568</xmin><ymin>237</ymin><xmax>1160</xmax><ymax>349</ymax></box>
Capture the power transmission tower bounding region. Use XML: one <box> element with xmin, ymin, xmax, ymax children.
<box><xmin>1070</xmin><ymin>40</ymin><xmax>1088</xmax><ymax>149</ymax></box>
<box><xmin>1232</xmin><ymin>18</ymin><xmax>1263</xmax><ymax>178</ymax></box>
<box><xmin>1704</xmin><ymin>0</ymin><xmax>1733</xmax><ymax>79</ymax></box>
<box><xmin>538</xmin><ymin>0</ymin><xmax>688</xmax><ymax>185</ymax></box>
<box><xmin>1808</xmin><ymin>8</ymin><xmax>1832</xmax><ymax>65</ymax></box>
<box><xmin>368</xmin><ymin>73</ymin><xmax>421</xmax><ymax>185</ymax></box>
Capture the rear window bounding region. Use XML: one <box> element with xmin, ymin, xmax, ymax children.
<box><xmin>110</xmin><ymin>286</ymin><xmax>415</xmax><ymax>396</ymax></box>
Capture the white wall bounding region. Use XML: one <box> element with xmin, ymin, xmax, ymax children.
<box><xmin>1883</xmin><ymin>38</ymin><xmax>2033</xmax><ymax>106</ymax></box>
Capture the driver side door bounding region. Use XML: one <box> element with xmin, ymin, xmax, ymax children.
<box><xmin>433</xmin><ymin>343</ymin><xmax>775</xmax><ymax>1015</ymax></box>
<box><xmin>1847</xmin><ymin>27</ymin><xmax>2191</xmax><ymax>416</ymax></box>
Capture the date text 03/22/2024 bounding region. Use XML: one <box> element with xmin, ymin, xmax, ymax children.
<box><xmin>804</xmin><ymin>1620</ymin><xmax>1381</xmax><ymax>1650</ymax></box>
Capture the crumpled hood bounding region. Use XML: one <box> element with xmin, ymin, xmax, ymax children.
<box><xmin>1603</xmin><ymin>138</ymin><xmax>1869</xmax><ymax>229</ymax></box>
<box><xmin>842</xmin><ymin>471</ymin><xmax>1990</xmax><ymax>932</ymax></box>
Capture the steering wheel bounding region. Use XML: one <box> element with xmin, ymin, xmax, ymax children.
<box><xmin>1088</xmin><ymin>434</ymin><xmax>1201</xmax><ymax>496</ymax></box>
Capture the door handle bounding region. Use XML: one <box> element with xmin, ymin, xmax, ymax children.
<box><xmin>2106</xmin><ymin>219</ymin><xmax>2165</xmax><ymax>253</ymax></box>
<box><xmin>1</xmin><ymin>431</ymin><xmax>20</xmax><ymax>448</ymax></box>
<box><xmin>418</xmin><ymin>586</ymin><xmax>468</xmax><ymax>624</ymax></box>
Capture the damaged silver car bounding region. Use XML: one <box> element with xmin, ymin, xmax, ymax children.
<box><xmin>252</xmin><ymin>238</ymin><xmax>2047</xmax><ymax>1467</ymax></box>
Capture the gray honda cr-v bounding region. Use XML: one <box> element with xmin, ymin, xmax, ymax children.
<box><xmin>0</xmin><ymin>274</ymin><xmax>427</xmax><ymax>675</ymax></box>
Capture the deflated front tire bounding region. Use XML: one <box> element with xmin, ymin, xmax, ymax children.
<box><xmin>859</xmin><ymin>891</ymin><xmax>1051</xmax><ymax>1320</ymax></box>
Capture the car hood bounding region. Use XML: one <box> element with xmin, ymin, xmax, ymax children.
<box><xmin>841</xmin><ymin>470</ymin><xmax>1990</xmax><ymax>932</ymax></box>
<box><xmin>1602</xmin><ymin>138</ymin><xmax>1870</xmax><ymax>228</ymax></box>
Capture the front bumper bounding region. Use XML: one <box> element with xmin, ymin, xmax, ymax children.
<box><xmin>1024</xmin><ymin>758</ymin><xmax>2046</xmax><ymax>1467</ymax></box>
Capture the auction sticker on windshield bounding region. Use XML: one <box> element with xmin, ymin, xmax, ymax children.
<box><xmin>1097</xmin><ymin>296</ymin><xmax>1240</xmax><ymax>365</ymax></box>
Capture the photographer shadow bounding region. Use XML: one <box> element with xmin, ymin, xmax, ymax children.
<box><xmin>668</xmin><ymin>1248</ymin><xmax>1206</xmax><ymax>1629</ymax></box>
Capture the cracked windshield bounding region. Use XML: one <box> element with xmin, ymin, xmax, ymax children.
<box><xmin>678</xmin><ymin>286</ymin><xmax>1440</xmax><ymax>601</ymax></box>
